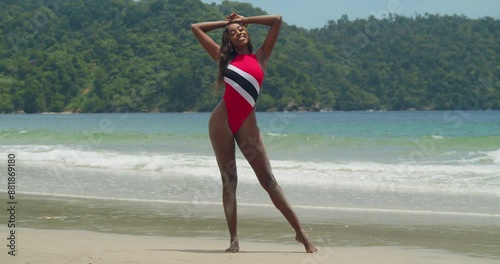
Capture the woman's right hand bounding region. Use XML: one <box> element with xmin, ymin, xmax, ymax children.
<box><xmin>226</xmin><ymin>12</ymin><xmax>248</xmax><ymax>27</ymax></box>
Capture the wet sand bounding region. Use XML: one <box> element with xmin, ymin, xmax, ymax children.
<box><xmin>0</xmin><ymin>194</ymin><xmax>499</xmax><ymax>263</ymax></box>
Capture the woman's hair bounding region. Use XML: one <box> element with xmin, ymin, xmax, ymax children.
<box><xmin>215</xmin><ymin>23</ymin><xmax>253</xmax><ymax>91</ymax></box>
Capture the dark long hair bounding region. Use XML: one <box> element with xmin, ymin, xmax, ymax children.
<box><xmin>215</xmin><ymin>23</ymin><xmax>253</xmax><ymax>91</ymax></box>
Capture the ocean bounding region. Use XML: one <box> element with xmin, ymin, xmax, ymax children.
<box><xmin>1</xmin><ymin>111</ymin><xmax>499</xmax><ymax>221</ymax></box>
<box><xmin>2</xmin><ymin>1</ymin><xmax>500</xmax><ymax>258</ymax></box>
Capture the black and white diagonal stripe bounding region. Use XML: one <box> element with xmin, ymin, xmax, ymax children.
<box><xmin>224</xmin><ymin>64</ymin><xmax>260</xmax><ymax>106</ymax></box>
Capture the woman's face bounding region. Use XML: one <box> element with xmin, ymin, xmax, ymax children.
<box><xmin>227</xmin><ymin>23</ymin><xmax>249</xmax><ymax>47</ymax></box>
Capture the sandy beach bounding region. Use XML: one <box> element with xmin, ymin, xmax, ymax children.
<box><xmin>0</xmin><ymin>194</ymin><xmax>499</xmax><ymax>264</ymax></box>
<box><xmin>0</xmin><ymin>227</ymin><xmax>498</xmax><ymax>264</ymax></box>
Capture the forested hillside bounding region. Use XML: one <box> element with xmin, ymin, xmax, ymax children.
<box><xmin>0</xmin><ymin>0</ymin><xmax>499</xmax><ymax>113</ymax></box>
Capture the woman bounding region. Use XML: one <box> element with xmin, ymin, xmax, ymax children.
<box><xmin>191</xmin><ymin>12</ymin><xmax>317</xmax><ymax>253</ymax></box>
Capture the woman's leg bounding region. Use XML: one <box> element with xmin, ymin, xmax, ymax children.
<box><xmin>235</xmin><ymin>112</ymin><xmax>317</xmax><ymax>253</ymax></box>
<box><xmin>209</xmin><ymin>101</ymin><xmax>239</xmax><ymax>252</ymax></box>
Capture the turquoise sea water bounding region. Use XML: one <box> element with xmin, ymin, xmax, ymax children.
<box><xmin>0</xmin><ymin>111</ymin><xmax>499</xmax><ymax>219</ymax></box>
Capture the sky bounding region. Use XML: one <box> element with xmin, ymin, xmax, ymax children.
<box><xmin>200</xmin><ymin>0</ymin><xmax>500</xmax><ymax>29</ymax></box>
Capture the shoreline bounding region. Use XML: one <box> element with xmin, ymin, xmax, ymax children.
<box><xmin>0</xmin><ymin>194</ymin><xmax>499</xmax><ymax>260</ymax></box>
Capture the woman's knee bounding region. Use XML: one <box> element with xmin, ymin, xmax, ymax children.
<box><xmin>259</xmin><ymin>174</ymin><xmax>280</xmax><ymax>193</ymax></box>
<box><xmin>221</xmin><ymin>171</ymin><xmax>238</xmax><ymax>192</ymax></box>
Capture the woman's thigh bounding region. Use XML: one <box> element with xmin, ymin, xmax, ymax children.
<box><xmin>235</xmin><ymin>112</ymin><xmax>274</xmax><ymax>186</ymax></box>
<box><xmin>209</xmin><ymin>101</ymin><xmax>237</xmax><ymax>178</ymax></box>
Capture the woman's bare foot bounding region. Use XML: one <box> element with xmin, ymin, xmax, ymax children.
<box><xmin>226</xmin><ymin>238</ymin><xmax>239</xmax><ymax>253</ymax></box>
<box><xmin>296</xmin><ymin>233</ymin><xmax>318</xmax><ymax>253</ymax></box>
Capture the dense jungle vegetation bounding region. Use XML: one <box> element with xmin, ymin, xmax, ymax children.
<box><xmin>0</xmin><ymin>0</ymin><xmax>499</xmax><ymax>113</ymax></box>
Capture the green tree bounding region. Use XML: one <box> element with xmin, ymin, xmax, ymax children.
<box><xmin>0</xmin><ymin>0</ymin><xmax>498</xmax><ymax>113</ymax></box>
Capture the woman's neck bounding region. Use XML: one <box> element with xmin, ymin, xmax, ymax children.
<box><xmin>233</xmin><ymin>47</ymin><xmax>250</xmax><ymax>55</ymax></box>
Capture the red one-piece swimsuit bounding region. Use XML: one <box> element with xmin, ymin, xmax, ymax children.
<box><xmin>223</xmin><ymin>54</ymin><xmax>264</xmax><ymax>135</ymax></box>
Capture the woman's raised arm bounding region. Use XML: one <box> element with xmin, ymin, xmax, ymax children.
<box><xmin>191</xmin><ymin>20</ymin><xmax>229</xmax><ymax>61</ymax></box>
<box><xmin>229</xmin><ymin>14</ymin><xmax>282</xmax><ymax>68</ymax></box>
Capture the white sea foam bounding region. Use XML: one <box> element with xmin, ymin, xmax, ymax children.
<box><xmin>488</xmin><ymin>149</ymin><xmax>500</xmax><ymax>164</ymax></box>
<box><xmin>266</xmin><ymin>133</ymin><xmax>288</xmax><ymax>137</ymax></box>
<box><xmin>2</xmin><ymin>145</ymin><xmax>499</xmax><ymax>195</ymax></box>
